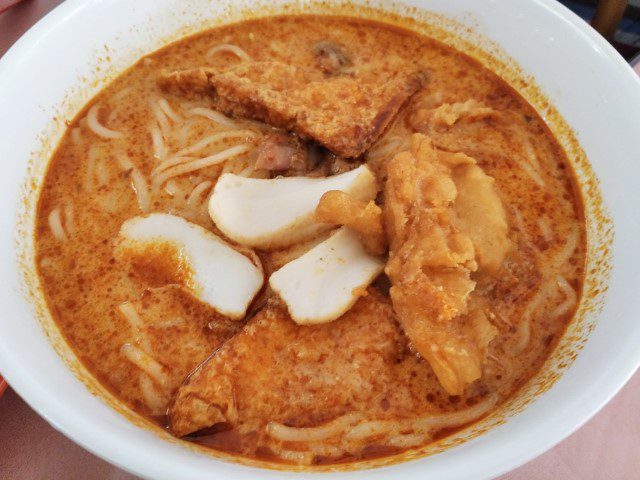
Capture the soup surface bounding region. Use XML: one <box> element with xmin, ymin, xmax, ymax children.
<box><xmin>35</xmin><ymin>15</ymin><xmax>586</xmax><ymax>466</ymax></box>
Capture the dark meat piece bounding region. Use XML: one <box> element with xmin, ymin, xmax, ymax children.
<box><xmin>313</xmin><ymin>41</ymin><xmax>351</xmax><ymax>75</ymax></box>
<box><xmin>159</xmin><ymin>61</ymin><xmax>426</xmax><ymax>158</ymax></box>
<box><xmin>255</xmin><ymin>132</ymin><xmax>308</xmax><ymax>172</ymax></box>
<box><xmin>254</xmin><ymin>132</ymin><xmax>360</xmax><ymax>177</ymax></box>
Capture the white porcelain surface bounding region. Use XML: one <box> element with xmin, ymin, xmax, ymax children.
<box><xmin>0</xmin><ymin>1</ymin><xmax>639</xmax><ymax>479</ymax></box>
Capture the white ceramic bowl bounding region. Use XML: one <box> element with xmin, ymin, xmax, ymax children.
<box><xmin>1</xmin><ymin>1</ymin><xmax>639</xmax><ymax>479</ymax></box>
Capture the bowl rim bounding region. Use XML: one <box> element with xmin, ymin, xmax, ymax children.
<box><xmin>1</xmin><ymin>0</ymin><xmax>640</xmax><ymax>479</ymax></box>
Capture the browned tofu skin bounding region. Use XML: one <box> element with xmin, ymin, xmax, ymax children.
<box><xmin>169</xmin><ymin>292</ymin><xmax>404</xmax><ymax>437</ymax></box>
<box><xmin>159</xmin><ymin>62</ymin><xmax>426</xmax><ymax>158</ymax></box>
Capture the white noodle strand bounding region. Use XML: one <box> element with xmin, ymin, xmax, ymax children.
<box><xmin>150</xmin><ymin>125</ymin><xmax>168</xmax><ymax>161</ymax></box>
<box><xmin>121</xmin><ymin>343</ymin><xmax>170</xmax><ymax>388</ymax></box>
<box><xmin>549</xmin><ymin>276</ymin><xmax>578</xmax><ymax>319</ymax></box>
<box><xmin>139</xmin><ymin>373</ymin><xmax>169</xmax><ymax>415</ymax></box>
<box><xmin>63</xmin><ymin>203</ymin><xmax>75</xmax><ymax>235</ymax></box>
<box><xmin>86</xmin><ymin>103</ymin><xmax>123</xmax><ymax>139</ymax></box>
<box><xmin>48</xmin><ymin>208</ymin><xmax>67</xmax><ymax>241</ymax></box>
<box><xmin>174</xmin><ymin>130</ymin><xmax>258</xmax><ymax>157</ymax></box>
<box><xmin>130</xmin><ymin>169</ymin><xmax>151</xmax><ymax>212</ymax></box>
<box><xmin>116</xmin><ymin>153</ymin><xmax>134</xmax><ymax>171</ymax></box>
<box><xmin>186</xmin><ymin>181</ymin><xmax>213</xmax><ymax>207</ymax></box>
<box><xmin>164</xmin><ymin>179</ymin><xmax>185</xmax><ymax>197</ymax></box>
<box><xmin>185</xmin><ymin>107</ymin><xmax>239</xmax><ymax>128</ymax></box>
<box><xmin>95</xmin><ymin>159</ymin><xmax>109</xmax><ymax>186</ymax></box>
<box><xmin>206</xmin><ymin>43</ymin><xmax>252</xmax><ymax>62</ymax></box>
<box><xmin>151</xmin><ymin>100</ymin><xmax>171</xmax><ymax>139</ymax></box>
<box><xmin>118</xmin><ymin>302</ymin><xmax>152</xmax><ymax>352</ymax></box>
<box><xmin>157</xmin><ymin>97</ymin><xmax>181</xmax><ymax>123</ymax></box>
<box><xmin>70</xmin><ymin>127</ymin><xmax>82</xmax><ymax>145</ymax></box>
<box><xmin>267</xmin><ymin>413</ymin><xmax>363</xmax><ymax>442</ymax></box>
<box><xmin>152</xmin><ymin>144</ymin><xmax>251</xmax><ymax>186</ymax></box>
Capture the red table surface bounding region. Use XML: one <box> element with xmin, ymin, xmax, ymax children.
<box><xmin>1</xmin><ymin>1</ymin><xmax>639</xmax><ymax>479</ymax></box>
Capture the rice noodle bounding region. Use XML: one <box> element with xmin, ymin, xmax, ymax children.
<box><xmin>266</xmin><ymin>413</ymin><xmax>363</xmax><ymax>442</ymax></box>
<box><xmin>237</xmin><ymin>165</ymin><xmax>255</xmax><ymax>177</ymax></box>
<box><xmin>84</xmin><ymin>146</ymin><xmax>99</xmax><ymax>190</ymax></box>
<box><xmin>345</xmin><ymin>394</ymin><xmax>498</xmax><ymax>442</ymax></box>
<box><xmin>511</xmin><ymin>320</ymin><xmax>531</xmax><ymax>355</ymax></box>
<box><xmin>152</xmin><ymin>144</ymin><xmax>251</xmax><ymax>186</ymax></box>
<box><xmin>121</xmin><ymin>343</ymin><xmax>170</xmax><ymax>388</ymax></box>
<box><xmin>510</xmin><ymin>207</ymin><xmax>526</xmax><ymax>237</ymax></box>
<box><xmin>164</xmin><ymin>179</ymin><xmax>185</xmax><ymax>197</ymax></box>
<box><xmin>116</xmin><ymin>153</ymin><xmax>134</xmax><ymax>171</ymax></box>
<box><xmin>268</xmin><ymin>396</ymin><xmax>497</xmax><ymax>464</ymax></box>
<box><xmin>109</xmin><ymin>86</ymin><xmax>133</xmax><ymax>104</ymax></box>
<box><xmin>522</xmin><ymin>137</ymin><xmax>540</xmax><ymax>167</ymax></box>
<box><xmin>172</xmin><ymin>120</ymin><xmax>195</xmax><ymax>146</ymax></box>
<box><xmin>185</xmin><ymin>107</ymin><xmax>239</xmax><ymax>128</ymax></box>
<box><xmin>153</xmin><ymin>156</ymin><xmax>197</xmax><ymax>176</ymax></box>
<box><xmin>130</xmin><ymin>169</ymin><xmax>151</xmax><ymax>212</ymax></box>
<box><xmin>86</xmin><ymin>103</ymin><xmax>123</xmax><ymax>139</ymax></box>
<box><xmin>206</xmin><ymin>43</ymin><xmax>252</xmax><ymax>62</ymax></box>
<box><xmin>63</xmin><ymin>203</ymin><xmax>75</xmax><ymax>235</ymax></box>
<box><xmin>157</xmin><ymin>97</ymin><xmax>181</xmax><ymax>123</ymax></box>
<box><xmin>486</xmin><ymin>353</ymin><xmax>506</xmax><ymax>371</ymax></box>
<box><xmin>268</xmin><ymin>396</ymin><xmax>496</xmax><ymax>455</ymax></box>
<box><xmin>48</xmin><ymin>208</ymin><xmax>67</xmax><ymax>241</ymax></box>
<box><xmin>150</xmin><ymin>100</ymin><xmax>172</xmax><ymax>137</ymax></box>
<box><xmin>549</xmin><ymin>275</ymin><xmax>577</xmax><ymax>319</ymax></box>
<box><xmin>139</xmin><ymin>373</ymin><xmax>169</xmax><ymax>415</ymax></box>
<box><xmin>386</xmin><ymin>432</ymin><xmax>429</xmax><ymax>448</ymax></box>
<box><xmin>174</xmin><ymin>130</ymin><xmax>258</xmax><ymax>157</ymax></box>
<box><xmin>118</xmin><ymin>302</ymin><xmax>152</xmax><ymax>352</ymax></box>
<box><xmin>510</xmin><ymin>281</ymin><xmax>555</xmax><ymax>354</ymax></box>
<box><xmin>186</xmin><ymin>180</ymin><xmax>213</xmax><ymax>207</ymax></box>
<box><xmin>552</xmin><ymin>226</ymin><xmax>579</xmax><ymax>269</ymax></box>
<box><xmin>118</xmin><ymin>302</ymin><xmax>144</xmax><ymax>329</ymax></box>
<box><xmin>70</xmin><ymin>127</ymin><xmax>82</xmax><ymax>145</ymax></box>
<box><xmin>272</xmin><ymin>449</ymin><xmax>314</xmax><ymax>465</ymax></box>
<box><xmin>537</xmin><ymin>216</ymin><xmax>554</xmax><ymax>244</ymax></box>
<box><xmin>95</xmin><ymin>159</ymin><xmax>109</xmax><ymax>186</ymax></box>
<box><xmin>150</xmin><ymin>125</ymin><xmax>168</xmax><ymax>161</ymax></box>
<box><xmin>523</xmin><ymin>282</ymin><xmax>555</xmax><ymax>320</ymax></box>
<box><xmin>519</xmin><ymin>158</ymin><xmax>545</xmax><ymax>187</ymax></box>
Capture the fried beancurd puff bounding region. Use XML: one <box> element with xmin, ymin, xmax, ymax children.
<box><xmin>314</xmin><ymin>190</ymin><xmax>386</xmax><ymax>255</ymax></box>
<box><xmin>384</xmin><ymin>133</ymin><xmax>510</xmax><ymax>395</ymax></box>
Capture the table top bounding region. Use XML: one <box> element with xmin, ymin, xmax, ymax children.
<box><xmin>1</xmin><ymin>1</ymin><xmax>639</xmax><ymax>479</ymax></box>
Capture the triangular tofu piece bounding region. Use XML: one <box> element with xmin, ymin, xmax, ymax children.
<box><xmin>168</xmin><ymin>292</ymin><xmax>403</xmax><ymax>437</ymax></box>
<box><xmin>160</xmin><ymin>62</ymin><xmax>425</xmax><ymax>158</ymax></box>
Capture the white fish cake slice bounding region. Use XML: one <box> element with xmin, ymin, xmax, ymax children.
<box><xmin>269</xmin><ymin>227</ymin><xmax>384</xmax><ymax>325</ymax></box>
<box><xmin>208</xmin><ymin>165</ymin><xmax>377</xmax><ymax>250</ymax></box>
<box><xmin>115</xmin><ymin>213</ymin><xmax>263</xmax><ymax>319</ymax></box>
